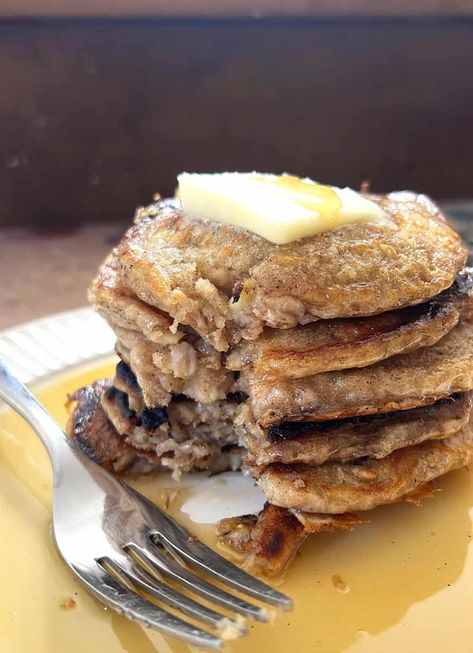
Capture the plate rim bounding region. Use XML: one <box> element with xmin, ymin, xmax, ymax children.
<box><xmin>0</xmin><ymin>306</ymin><xmax>115</xmax><ymax>384</ymax></box>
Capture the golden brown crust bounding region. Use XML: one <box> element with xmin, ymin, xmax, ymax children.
<box><xmin>245</xmin><ymin>320</ymin><xmax>473</xmax><ymax>426</ymax></box>
<box><xmin>244</xmin><ymin>393</ymin><xmax>473</xmax><ymax>466</ymax></box>
<box><xmin>217</xmin><ymin>504</ymin><xmax>305</xmax><ymax>576</ymax></box>
<box><xmin>217</xmin><ymin>504</ymin><xmax>365</xmax><ymax>576</ymax></box>
<box><xmin>88</xmin><ymin>252</ymin><xmax>181</xmax><ymax>345</ymax></box>
<box><xmin>117</xmin><ymin>193</ymin><xmax>466</xmax><ymax>348</ymax></box>
<box><xmin>66</xmin><ymin>380</ymin><xmax>162</xmax><ymax>474</ymax></box>
<box><xmin>254</xmin><ymin>420</ymin><xmax>473</xmax><ymax>514</ymax></box>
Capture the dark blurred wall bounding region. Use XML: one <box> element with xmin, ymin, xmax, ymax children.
<box><xmin>0</xmin><ymin>18</ymin><xmax>472</xmax><ymax>227</ymax></box>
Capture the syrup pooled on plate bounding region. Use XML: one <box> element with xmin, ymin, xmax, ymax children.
<box><xmin>1</xmin><ymin>360</ymin><xmax>473</xmax><ymax>653</ymax></box>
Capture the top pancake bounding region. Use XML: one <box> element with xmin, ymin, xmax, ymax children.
<box><xmin>117</xmin><ymin>193</ymin><xmax>466</xmax><ymax>350</ymax></box>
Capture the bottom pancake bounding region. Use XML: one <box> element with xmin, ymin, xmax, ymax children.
<box><xmin>216</xmin><ymin>484</ymin><xmax>437</xmax><ymax>576</ymax></box>
<box><xmin>253</xmin><ymin>420</ymin><xmax>473</xmax><ymax>514</ymax></box>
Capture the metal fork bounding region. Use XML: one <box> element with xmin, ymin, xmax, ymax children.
<box><xmin>0</xmin><ymin>359</ymin><xmax>292</xmax><ymax>648</ymax></box>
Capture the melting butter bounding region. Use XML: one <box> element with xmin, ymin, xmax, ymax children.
<box><xmin>178</xmin><ymin>172</ymin><xmax>384</xmax><ymax>244</ymax></box>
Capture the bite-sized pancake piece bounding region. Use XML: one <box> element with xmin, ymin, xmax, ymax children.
<box><xmin>89</xmin><ymin>252</ymin><xmax>183</xmax><ymax>345</ymax></box>
<box><xmin>253</xmin><ymin>420</ymin><xmax>473</xmax><ymax>513</ymax></box>
<box><xmin>217</xmin><ymin>503</ymin><xmax>365</xmax><ymax>576</ymax></box>
<box><xmin>242</xmin><ymin>393</ymin><xmax>473</xmax><ymax>466</ymax></box>
<box><xmin>67</xmin><ymin>380</ymin><xmax>242</xmax><ymax>478</ymax></box>
<box><xmin>244</xmin><ymin>320</ymin><xmax>473</xmax><ymax>426</ymax></box>
<box><xmin>228</xmin><ymin>269</ymin><xmax>473</xmax><ymax>379</ymax></box>
<box><xmin>118</xmin><ymin>194</ymin><xmax>466</xmax><ymax>348</ymax></box>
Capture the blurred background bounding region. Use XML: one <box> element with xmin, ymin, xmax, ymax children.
<box><xmin>1</xmin><ymin>1</ymin><xmax>472</xmax><ymax>328</ymax></box>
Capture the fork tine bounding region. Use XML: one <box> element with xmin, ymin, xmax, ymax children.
<box><xmin>126</xmin><ymin>542</ymin><xmax>270</xmax><ymax>622</ymax></box>
<box><xmin>112</xmin><ymin>554</ymin><xmax>247</xmax><ymax>637</ymax></box>
<box><xmin>72</xmin><ymin>561</ymin><xmax>223</xmax><ymax>649</ymax></box>
<box><xmin>154</xmin><ymin>529</ymin><xmax>293</xmax><ymax>610</ymax></box>
<box><xmin>127</xmin><ymin>487</ymin><xmax>292</xmax><ymax>610</ymax></box>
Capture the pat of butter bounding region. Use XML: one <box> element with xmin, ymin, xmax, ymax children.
<box><xmin>178</xmin><ymin>172</ymin><xmax>384</xmax><ymax>245</ymax></box>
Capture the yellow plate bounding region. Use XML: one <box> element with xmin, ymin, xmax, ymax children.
<box><xmin>1</xmin><ymin>310</ymin><xmax>473</xmax><ymax>653</ymax></box>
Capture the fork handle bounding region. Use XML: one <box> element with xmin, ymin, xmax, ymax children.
<box><xmin>0</xmin><ymin>355</ymin><xmax>69</xmax><ymax>465</ymax></box>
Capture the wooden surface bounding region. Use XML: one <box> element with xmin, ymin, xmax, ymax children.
<box><xmin>1</xmin><ymin>0</ymin><xmax>473</xmax><ymax>18</ymax></box>
<box><xmin>1</xmin><ymin>203</ymin><xmax>471</xmax><ymax>331</ymax></box>
<box><xmin>0</xmin><ymin>223</ymin><xmax>126</xmax><ymax>330</ymax></box>
<box><xmin>0</xmin><ymin>20</ymin><xmax>472</xmax><ymax>228</ymax></box>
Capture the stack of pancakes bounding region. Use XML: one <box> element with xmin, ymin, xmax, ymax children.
<box><xmin>67</xmin><ymin>191</ymin><xmax>473</xmax><ymax>573</ymax></box>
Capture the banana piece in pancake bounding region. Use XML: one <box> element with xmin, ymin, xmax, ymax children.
<box><xmin>227</xmin><ymin>269</ymin><xmax>473</xmax><ymax>380</ymax></box>
<box><xmin>253</xmin><ymin>421</ymin><xmax>473</xmax><ymax>514</ymax></box>
<box><xmin>242</xmin><ymin>393</ymin><xmax>473</xmax><ymax>466</ymax></box>
<box><xmin>118</xmin><ymin>193</ymin><xmax>465</xmax><ymax>349</ymax></box>
<box><xmin>244</xmin><ymin>320</ymin><xmax>473</xmax><ymax>427</ymax></box>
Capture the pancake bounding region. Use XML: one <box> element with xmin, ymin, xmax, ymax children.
<box><xmin>227</xmin><ymin>269</ymin><xmax>473</xmax><ymax>380</ymax></box>
<box><xmin>244</xmin><ymin>320</ymin><xmax>473</xmax><ymax>426</ymax></box>
<box><xmin>101</xmin><ymin>383</ymin><xmax>240</xmax><ymax>447</ymax></box>
<box><xmin>91</xmin><ymin>254</ymin><xmax>239</xmax><ymax>405</ymax></box>
<box><xmin>227</xmin><ymin>274</ymin><xmax>472</xmax><ymax>380</ymax></box>
<box><xmin>118</xmin><ymin>193</ymin><xmax>465</xmax><ymax>349</ymax></box>
<box><xmin>91</xmin><ymin>252</ymin><xmax>472</xmax><ymax>395</ymax></box>
<box><xmin>67</xmin><ymin>380</ymin><xmax>242</xmax><ymax>478</ymax></box>
<box><xmin>253</xmin><ymin>420</ymin><xmax>473</xmax><ymax>514</ymax></box>
<box><xmin>217</xmin><ymin>493</ymin><xmax>446</xmax><ymax>576</ymax></box>
<box><xmin>242</xmin><ymin>393</ymin><xmax>473</xmax><ymax>466</ymax></box>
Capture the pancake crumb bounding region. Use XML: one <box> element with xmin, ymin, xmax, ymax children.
<box><xmin>331</xmin><ymin>574</ymin><xmax>350</xmax><ymax>593</ymax></box>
